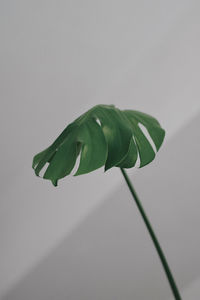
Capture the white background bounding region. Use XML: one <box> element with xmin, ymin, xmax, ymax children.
<box><xmin>1</xmin><ymin>0</ymin><xmax>200</xmax><ymax>299</ymax></box>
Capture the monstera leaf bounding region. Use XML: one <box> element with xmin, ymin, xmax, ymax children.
<box><xmin>32</xmin><ymin>104</ymin><xmax>165</xmax><ymax>186</ymax></box>
<box><xmin>32</xmin><ymin>105</ymin><xmax>181</xmax><ymax>300</ymax></box>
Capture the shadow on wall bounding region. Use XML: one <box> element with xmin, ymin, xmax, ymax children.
<box><xmin>2</xmin><ymin>112</ymin><xmax>200</xmax><ymax>300</ymax></box>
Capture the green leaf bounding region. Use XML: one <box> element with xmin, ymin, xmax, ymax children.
<box><xmin>126</xmin><ymin>110</ymin><xmax>165</xmax><ymax>151</ymax></box>
<box><xmin>75</xmin><ymin>118</ymin><xmax>107</xmax><ymax>176</ymax></box>
<box><xmin>43</xmin><ymin>132</ymin><xmax>78</xmax><ymax>186</ymax></box>
<box><xmin>32</xmin><ymin>104</ymin><xmax>165</xmax><ymax>186</ymax></box>
<box><xmin>93</xmin><ymin>105</ymin><xmax>133</xmax><ymax>170</ymax></box>
<box><xmin>116</xmin><ymin>138</ymin><xmax>138</xmax><ymax>168</ymax></box>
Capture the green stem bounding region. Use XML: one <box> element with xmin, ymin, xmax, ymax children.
<box><xmin>120</xmin><ymin>168</ymin><xmax>181</xmax><ymax>300</ymax></box>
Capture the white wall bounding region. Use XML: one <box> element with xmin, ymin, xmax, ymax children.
<box><xmin>2</xmin><ymin>111</ymin><xmax>200</xmax><ymax>300</ymax></box>
<box><xmin>1</xmin><ymin>0</ymin><xmax>200</xmax><ymax>298</ymax></box>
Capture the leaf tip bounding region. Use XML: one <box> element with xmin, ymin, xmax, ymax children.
<box><xmin>52</xmin><ymin>179</ymin><xmax>58</xmax><ymax>187</ymax></box>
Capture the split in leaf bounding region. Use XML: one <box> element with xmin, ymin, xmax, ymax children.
<box><xmin>32</xmin><ymin>104</ymin><xmax>165</xmax><ymax>186</ymax></box>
